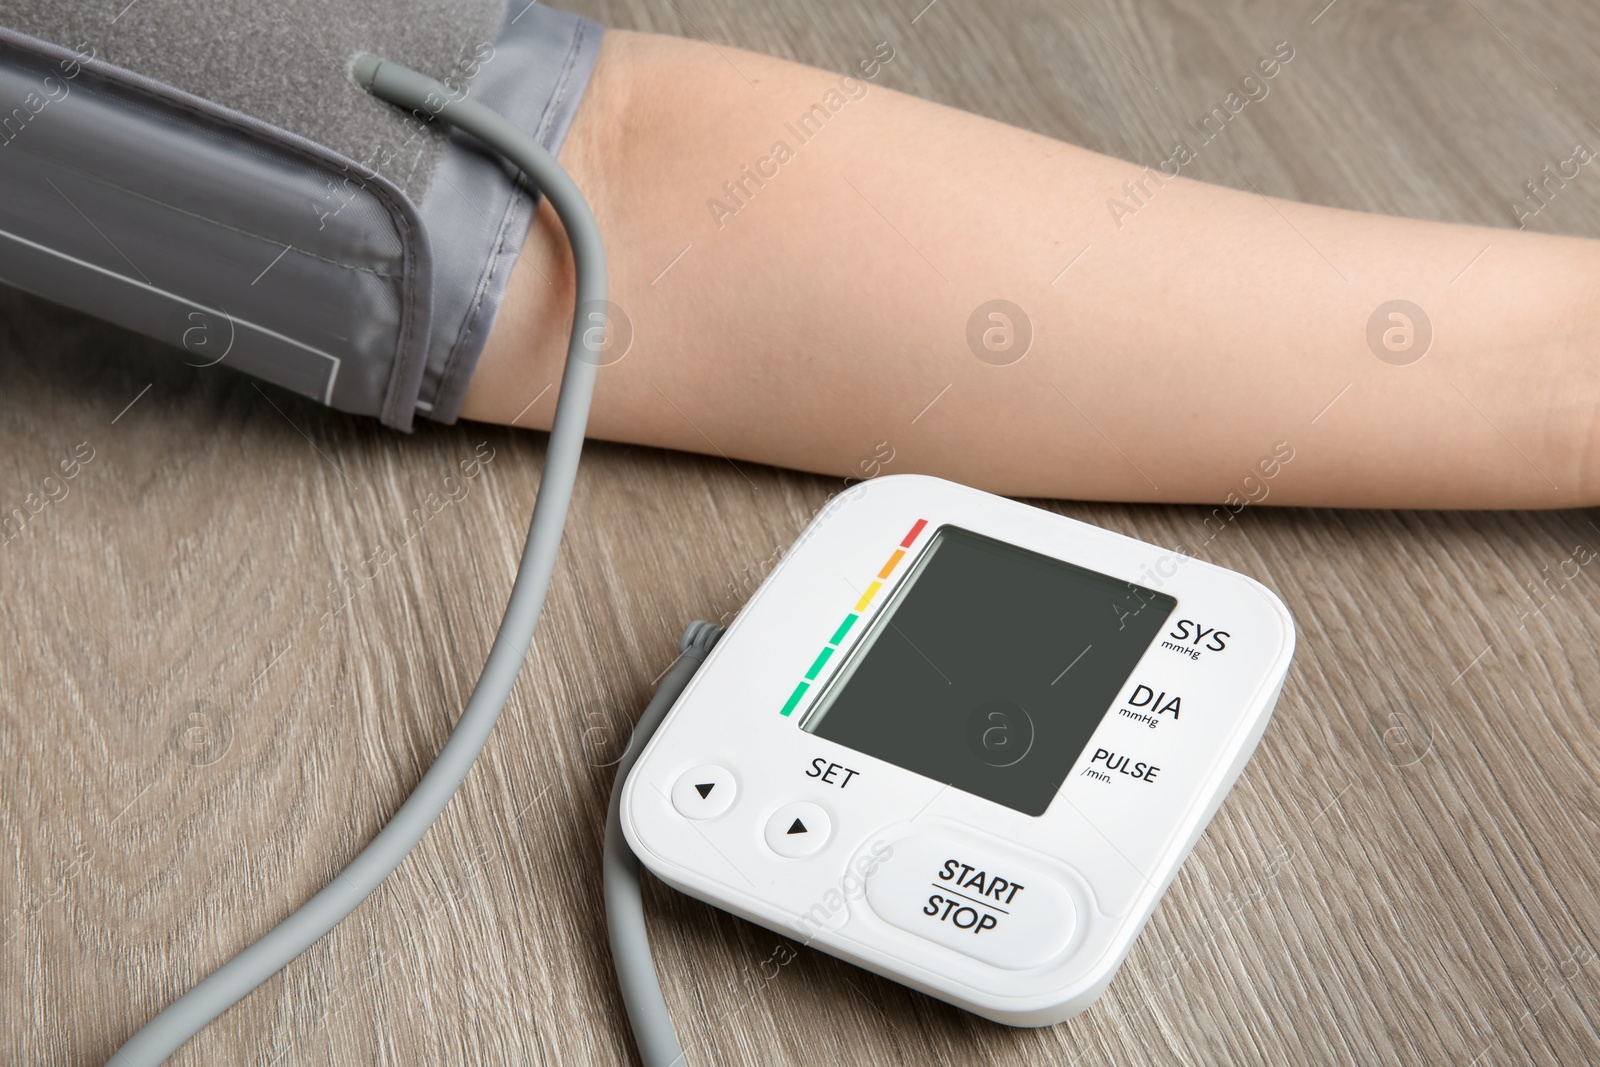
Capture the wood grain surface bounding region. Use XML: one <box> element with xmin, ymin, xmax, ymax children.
<box><xmin>6</xmin><ymin>0</ymin><xmax>1600</xmax><ymax>1063</ymax></box>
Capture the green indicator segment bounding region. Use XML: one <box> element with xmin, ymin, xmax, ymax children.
<box><xmin>804</xmin><ymin>646</ymin><xmax>835</xmax><ymax>680</ymax></box>
<box><xmin>829</xmin><ymin>613</ymin><xmax>859</xmax><ymax>646</ymax></box>
<box><xmin>780</xmin><ymin>680</ymin><xmax>810</xmax><ymax>717</ymax></box>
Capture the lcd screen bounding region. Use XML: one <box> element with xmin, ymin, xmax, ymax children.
<box><xmin>800</xmin><ymin>525</ymin><xmax>1176</xmax><ymax>815</ymax></box>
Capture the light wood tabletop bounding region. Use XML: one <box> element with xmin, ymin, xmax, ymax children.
<box><xmin>5</xmin><ymin>0</ymin><xmax>1600</xmax><ymax>1063</ymax></box>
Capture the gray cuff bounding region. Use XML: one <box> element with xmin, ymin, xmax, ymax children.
<box><xmin>0</xmin><ymin>24</ymin><xmax>436</xmax><ymax>429</ymax></box>
<box><xmin>415</xmin><ymin>4</ymin><xmax>602</xmax><ymax>424</ymax></box>
<box><xmin>0</xmin><ymin>4</ymin><xmax>602</xmax><ymax>431</ymax></box>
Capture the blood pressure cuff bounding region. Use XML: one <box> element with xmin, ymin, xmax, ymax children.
<box><xmin>0</xmin><ymin>2</ymin><xmax>602</xmax><ymax>430</ymax></box>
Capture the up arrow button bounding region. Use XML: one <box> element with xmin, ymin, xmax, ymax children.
<box><xmin>765</xmin><ymin>801</ymin><xmax>832</xmax><ymax>858</ymax></box>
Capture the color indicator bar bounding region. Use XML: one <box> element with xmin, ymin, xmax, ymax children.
<box><xmin>781</xmin><ymin>516</ymin><xmax>929</xmax><ymax>716</ymax></box>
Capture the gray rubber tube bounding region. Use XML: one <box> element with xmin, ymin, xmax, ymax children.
<box><xmin>109</xmin><ymin>56</ymin><xmax>607</xmax><ymax>1065</ymax></box>
<box><xmin>605</xmin><ymin>620</ymin><xmax>722</xmax><ymax>1067</ymax></box>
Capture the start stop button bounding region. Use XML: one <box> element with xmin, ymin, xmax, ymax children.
<box><xmin>864</xmin><ymin>833</ymin><xmax>1075</xmax><ymax>970</ymax></box>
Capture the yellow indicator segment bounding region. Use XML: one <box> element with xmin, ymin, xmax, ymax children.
<box><xmin>854</xmin><ymin>581</ymin><xmax>884</xmax><ymax>613</ymax></box>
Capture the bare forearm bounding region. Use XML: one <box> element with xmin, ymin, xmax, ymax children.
<box><xmin>466</xmin><ymin>30</ymin><xmax>1600</xmax><ymax>508</ymax></box>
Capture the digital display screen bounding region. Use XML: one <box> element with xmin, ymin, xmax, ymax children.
<box><xmin>800</xmin><ymin>525</ymin><xmax>1176</xmax><ymax>816</ymax></box>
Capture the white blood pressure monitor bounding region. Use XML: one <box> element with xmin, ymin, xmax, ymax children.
<box><xmin>621</xmin><ymin>474</ymin><xmax>1295</xmax><ymax>1025</ymax></box>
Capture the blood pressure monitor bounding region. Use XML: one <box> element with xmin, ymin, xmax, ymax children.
<box><xmin>620</xmin><ymin>474</ymin><xmax>1295</xmax><ymax>1025</ymax></box>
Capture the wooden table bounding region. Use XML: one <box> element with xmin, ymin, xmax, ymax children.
<box><xmin>5</xmin><ymin>0</ymin><xmax>1600</xmax><ymax>1062</ymax></box>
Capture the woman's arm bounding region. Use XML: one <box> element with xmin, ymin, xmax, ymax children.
<box><xmin>466</xmin><ymin>30</ymin><xmax>1600</xmax><ymax>509</ymax></box>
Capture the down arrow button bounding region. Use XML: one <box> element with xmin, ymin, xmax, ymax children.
<box><xmin>671</xmin><ymin>765</ymin><xmax>736</xmax><ymax>819</ymax></box>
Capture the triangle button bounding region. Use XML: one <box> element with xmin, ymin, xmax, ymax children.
<box><xmin>765</xmin><ymin>802</ymin><xmax>830</xmax><ymax>857</ymax></box>
<box><xmin>672</xmin><ymin>766</ymin><xmax>736</xmax><ymax>820</ymax></box>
